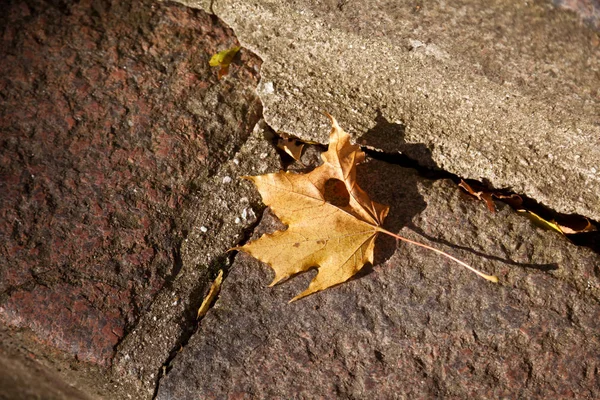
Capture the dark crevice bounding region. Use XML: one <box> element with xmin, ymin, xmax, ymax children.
<box><xmin>150</xmin><ymin>256</ymin><xmax>232</xmax><ymax>400</ymax></box>
<box><xmin>354</xmin><ymin>111</ymin><xmax>599</xmax><ymax>255</ymax></box>
<box><xmin>150</xmin><ymin>105</ymin><xmax>268</xmax><ymax>397</ymax></box>
<box><xmin>267</xmin><ymin>110</ymin><xmax>599</xmax><ymax>256</ymax></box>
<box><xmin>165</xmin><ymin>245</ymin><xmax>183</xmax><ymax>285</ymax></box>
<box><xmin>363</xmin><ymin>146</ymin><xmax>600</xmax><ymax>255</ymax></box>
<box><xmin>151</xmin><ymin>203</ymin><xmax>266</xmax><ymax>400</ymax></box>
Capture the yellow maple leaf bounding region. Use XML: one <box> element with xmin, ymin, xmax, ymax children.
<box><xmin>238</xmin><ymin>115</ymin><xmax>497</xmax><ymax>301</ymax></box>
<box><xmin>237</xmin><ymin>115</ymin><xmax>387</xmax><ymax>301</ymax></box>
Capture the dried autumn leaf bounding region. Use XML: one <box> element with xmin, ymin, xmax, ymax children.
<box><xmin>459</xmin><ymin>179</ymin><xmax>496</xmax><ymax>213</ymax></box>
<box><xmin>517</xmin><ymin>210</ymin><xmax>564</xmax><ymax>234</ymax></box>
<box><xmin>209</xmin><ymin>46</ymin><xmax>240</xmax><ymax>79</ymax></box>
<box><xmin>518</xmin><ymin>210</ymin><xmax>596</xmax><ymax>235</ymax></box>
<box><xmin>237</xmin><ymin>115</ymin><xmax>388</xmax><ymax>301</ymax></box>
<box><xmin>197</xmin><ymin>270</ymin><xmax>223</xmax><ymax>319</ymax></box>
<box><xmin>494</xmin><ymin>193</ymin><xmax>523</xmax><ymax>209</ymax></box>
<box><xmin>238</xmin><ymin>115</ymin><xmax>497</xmax><ymax>301</ymax></box>
<box><xmin>556</xmin><ymin>218</ymin><xmax>595</xmax><ymax>234</ymax></box>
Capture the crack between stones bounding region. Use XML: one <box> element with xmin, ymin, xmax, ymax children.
<box><xmin>260</xmin><ymin>118</ymin><xmax>599</xmax><ymax>256</ymax></box>
<box><xmin>149</xmin><ymin>141</ymin><xmax>268</xmax><ymax>400</ymax></box>
<box><xmin>363</xmin><ymin>147</ymin><xmax>600</xmax><ymax>255</ymax></box>
<box><xmin>150</xmin><ymin>216</ymin><xmax>263</xmax><ymax>400</ymax></box>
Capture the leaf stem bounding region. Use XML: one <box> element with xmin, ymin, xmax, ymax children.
<box><xmin>377</xmin><ymin>227</ymin><xmax>499</xmax><ymax>283</ymax></box>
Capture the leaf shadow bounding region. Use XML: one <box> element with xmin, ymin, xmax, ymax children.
<box><xmin>354</xmin><ymin>116</ymin><xmax>430</xmax><ymax>272</ymax></box>
<box><xmin>406</xmin><ymin>224</ymin><xmax>559</xmax><ymax>272</ymax></box>
<box><xmin>360</xmin><ymin>111</ymin><xmax>440</xmax><ymax>170</ymax></box>
<box><xmin>353</xmin><ymin>113</ymin><xmax>559</xmax><ymax>278</ymax></box>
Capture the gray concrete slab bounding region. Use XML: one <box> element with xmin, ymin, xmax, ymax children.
<box><xmin>177</xmin><ymin>0</ymin><xmax>600</xmax><ymax>221</ymax></box>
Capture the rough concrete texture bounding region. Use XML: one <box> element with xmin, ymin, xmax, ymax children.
<box><xmin>113</xmin><ymin>120</ymin><xmax>281</xmax><ymax>397</ymax></box>
<box><xmin>177</xmin><ymin>0</ymin><xmax>600</xmax><ymax>221</ymax></box>
<box><xmin>0</xmin><ymin>0</ymin><xmax>265</xmax><ymax>398</ymax></box>
<box><xmin>157</xmin><ymin>161</ymin><xmax>600</xmax><ymax>399</ymax></box>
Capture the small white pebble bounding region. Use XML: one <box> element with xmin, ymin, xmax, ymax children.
<box><xmin>233</xmin><ymin>159</ymin><xmax>239</xmax><ymax>165</ymax></box>
<box><xmin>234</xmin><ymin>217</ymin><xmax>241</xmax><ymax>224</ymax></box>
<box><xmin>263</xmin><ymin>81</ymin><xmax>274</xmax><ymax>94</ymax></box>
<box><xmin>591</xmin><ymin>167</ymin><xmax>597</xmax><ymax>174</ymax></box>
<box><xmin>200</xmin><ymin>226</ymin><xmax>208</xmax><ymax>233</ymax></box>
<box><xmin>222</xmin><ymin>176</ymin><xmax>232</xmax><ymax>184</ymax></box>
<box><xmin>259</xmin><ymin>153</ymin><xmax>268</xmax><ymax>159</ymax></box>
<box><xmin>241</xmin><ymin>208</ymin><xmax>248</xmax><ymax>220</ymax></box>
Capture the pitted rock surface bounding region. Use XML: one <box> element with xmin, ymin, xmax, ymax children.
<box><xmin>157</xmin><ymin>161</ymin><xmax>600</xmax><ymax>399</ymax></box>
<box><xmin>0</xmin><ymin>0</ymin><xmax>264</xmax><ymax>398</ymax></box>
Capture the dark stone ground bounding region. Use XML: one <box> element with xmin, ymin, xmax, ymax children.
<box><xmin>157</xmin><ymin>162</ymin><xmax>600</xmax><ymax>399</ymax></box>
<box><xmin>1</xmin><ymin>0</ymin><xmax>260</xmax><ymax>397</ymax></box>
<box><xmin>0</xmin><ymin>0</ymin><xmax>599</xmax><ymax>399</ymax></box>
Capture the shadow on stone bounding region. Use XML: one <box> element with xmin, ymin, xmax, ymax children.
<box><xmin>361</xmin><ymin>112</ymin><xmax>440</xmax><ymax>171</ymax></box>
<box><xmin>407</xmin><ymin>223</ymin><xmax>559</xmax><ymax>272</ymax></box>
<box><xmin>355</xmin><ymin>160</ymin><xmax>428</xmax><ymax>273</ymax></box>
<box><xmin>357</xmin><ymin>113</ymin><xmax>559</xmax><ymax>274</ymax></box>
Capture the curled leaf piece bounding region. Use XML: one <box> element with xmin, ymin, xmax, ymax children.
<box><xmin>459</xmin><ymin>179</ymin><xmax>496</xmax><ymax>213</ymax></box>
<box><xmin>518</xmin><ymin>210</ymin><xmax>596</xmax><ymax>235</ymax></box>
<box><xmin>197</xmin><ymin>270</ymin><xmax>224</xmax><ymax>319</ymax></box>
<box><xmin>276</xmin><ymin>136</ymin><xmax>305</xmax><ymax>162</ymax></box>
<box><xmin>209</xmin><ymin>46</ymin><xmax>241</xmax><ymax>79</ymax></box>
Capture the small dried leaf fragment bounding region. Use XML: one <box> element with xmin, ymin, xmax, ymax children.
<box><xmin>237</xmin><ymin>115</ymin><xmax>388</xmax><ymax>301</ymax></box>
<box><xmin>276</xmin><ymin>136</ymin><xmax>305</xmax><ymax>161</ymax></box>
<box><xmin>209</xmin><ymin>46</ymin><xmax>241</xmax><ymax>79</ymax></box>
<box><xmin>494</xmin><ymin>193</ymin><xmax>523</xmax><ymax>209</ymax></box>
<box><xmin>518</xmin><ymin>210</ymin><xmax>596</xmax><ymax>235</ymax></box>
<box><xmin>557</xmin><ymin>218</ymin><xmax>595</xmax><ymax>234</ymax></box>
<box><xmin>458</xmin><ymin>179</ymin><xmax>496</xmax><ymax>212</ymax></box>
<box><xmin>197</xmin><ymin>270</ymin><xmax>224</xmax><ymax>319</ymax></box>
<box><xmin>518</xmin><ymin>210</ymin><xmax>563</xmax><ymax>234</ymax></box>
